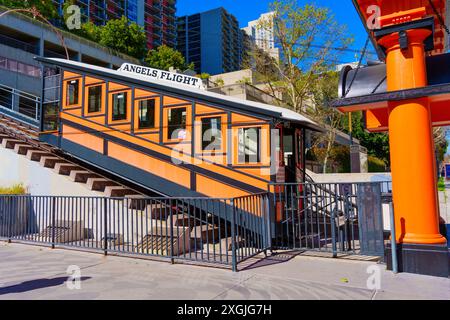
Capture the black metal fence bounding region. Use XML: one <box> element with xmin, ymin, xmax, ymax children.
<box><xmin>270</xmin><ymin>182</ymin><xmax>391</xmax><ymax>257</ymax></box>
<box><xmin>0</xmin><ymin>194</ymin><xmax>270</xmax><ymax>271</ymax></box>
<box><xmin>0</xmin><ymin>182</ymin><xmax>392</xmax><ymax>270</ymax></box>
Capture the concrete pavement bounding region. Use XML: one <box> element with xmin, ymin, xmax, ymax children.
<box><xmin>0</xmin><ymin>242</ymin><xmax>448</xmax><ymax>300</ymax></box>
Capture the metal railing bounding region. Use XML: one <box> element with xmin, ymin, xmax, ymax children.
<box><xmin>0</xmin><ymin>84</ymin><xmax>40</xmax><ymax>126</ymax></box>
<box><xmin>0</xmin><ymin>194</ymin><xmax>270</xmax><ymax>271</ymax></box>
<box><xmin>269</xmin><ymin>182</ymin><xmax>392</xmax><ymax>258</ymax></box>
<box><xmin>207</xmin><ymin>83</ymin><xmax>283</xmax><ymax>106</ymax></box>
<box><xmin>0</xmin><ymin>33</ymin><xmax>39</xmax><ymax>54</ymax></box>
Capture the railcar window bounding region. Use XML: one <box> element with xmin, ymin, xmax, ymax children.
<box><xmin>138</xmin><ymin>99</ymin><xmax>156</xmax><ymax>129</ymax></box>
<box><xmin>238</xmin><ymin>127</ymin><xmax>261</xmax><ymax>163</ymax></box>
<box><xmin>168</xmin><ymin>107</ymin><xmax>187</xmax><ymax>140</ymax></box>
<box><xmin>201</xmin><ymin>117</ymin><xmax>222</xmax><ymax>150</ymax></box>
<box><xmin>67</xmin><ymin>80</ymin><xmax>79</xmax><ymax>105</ymax></box>
<box><xmin>112</xmin><ymin>92</ymin><xmax>127</xmax><ymax>121</ymax></box>
<box><xmin>87</xmin><ymin>85</ymin><xmax>102</xmax><ymax>113</ymax></box>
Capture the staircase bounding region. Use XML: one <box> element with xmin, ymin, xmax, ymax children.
<box><xmin>127</xmin><ymin>199</ymin><xmax>239</xmax><ymax>257</ymax></box>
<box><xmin>0</xmin><ymin>114</ymin><xmax>141</xmax><ymax>197</ymax></box>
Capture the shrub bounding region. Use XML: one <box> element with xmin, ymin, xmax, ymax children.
<box><xmin>438</xmin><ymin>177</ymin><xmax>446</xmax><ymax>192</ymax></box>
<box><xmin>368</xmin><ymin>156</ymin><xmax>386</xmax><ymax>172</ymax></box>
<box><xmin>0</xmin><ymin>183</ymin><xmax>27</xmax><ymax>195</ymax></box>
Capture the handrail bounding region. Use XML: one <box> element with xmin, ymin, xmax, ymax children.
<box><xmin>0</xmin><ymin>84</ymin><xmax>40</xmax><ymax>124</ymax></box>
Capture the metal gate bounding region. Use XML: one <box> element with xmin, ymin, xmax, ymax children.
<box><xmin>270</xmin><ymin>182</ymin><xmax>387</xmax><ymax>257</ymax></box>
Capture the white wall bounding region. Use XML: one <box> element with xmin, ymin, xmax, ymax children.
<box><xmin>0</xmin><ymin>146</ymin><xmax>102</xmax><ymax>196</ymax></box>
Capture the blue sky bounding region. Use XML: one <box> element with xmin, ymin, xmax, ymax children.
<box><xmin>177</xmin><ymin>0</ymin><xmax>376</xmax><ymax>63</ymax></box>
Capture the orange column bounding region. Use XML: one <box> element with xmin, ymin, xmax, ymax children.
<box><xmin>379</xmin><ymin>29</ymin><xmax>446</xmax><ymax>244</ymax></box>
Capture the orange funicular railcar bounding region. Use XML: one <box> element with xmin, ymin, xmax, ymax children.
<box><xmin>37</xmin><ymin>58</ymin><xmax>320</xmax><ymax>200</ymax></box>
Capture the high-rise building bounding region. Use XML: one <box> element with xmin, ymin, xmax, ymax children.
<box><xmin>177</xmin><ymin>8</ymin><xmax>247</xmax><ymax>75</ymax></box>
<box><xmin>52</xmin><ymin>0</ymin><xmax>176</xmax><ymax>49</ymax></box>
<box><xmin>242</xmin><ymin>12</ymin><xmax>280</xmax><ymax>61</ymax></box>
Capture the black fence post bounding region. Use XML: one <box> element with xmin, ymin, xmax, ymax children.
<box><xmin>230</xmin><ymin>198</ymin><xmax>237</xmax><ymax>272</ymax></box>
<box><xmin>264</xmin><ymin>194</ymin><xmax>272</xmax><ymax>255</ymax></box>
<box><xmin>7</xmin><ymin>196</ymin><xmax>12</xmax><ymax>243</ymax></box>
<box><xmin>51</xmin><ymin>197</ymin><xmax>56</xmax><ymax>249</ymax></box>
<box><xmin>331</xmin><ymin>207</ymin><xmax>337</xmax><ymax>258</ymax></box>
<box><xmin>267</xmin><ymin>185</ymin><xmax>276</xmax><ymax>254</ymax></box>
<box><xmin>104</xmin><ymin>198</ymin><xmax>108</xmax><ymax>256</ymax></box>
<box><xmin>389</xmin><ymin>198</ymin><xmax>398</xmax><ymax>274</ymax></box>
<box><xmin>169</xmin><ymin>200</ymin><xmax>175</xmax><ymax>265</ymax></box>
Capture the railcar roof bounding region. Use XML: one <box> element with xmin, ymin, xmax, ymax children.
<box><xmin>36</xmin><ymin>57</ymin><xmax>321</xmax><ymax>131</ymax></box>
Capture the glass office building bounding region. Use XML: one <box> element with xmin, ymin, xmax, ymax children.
<box><xmin>177</xmin><ymin>8</ymin><xmax>249</xmax><ymax>75</ymax></box>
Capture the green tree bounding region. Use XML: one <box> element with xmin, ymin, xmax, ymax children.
<box><xmin>145</xmin><ymin>45</ymin><xmax>194</xmax><ymax>71</ymax></box>
<box><xmin>309</xmin><ymin>71</ymin><xmax>346</xmax><ymax>172</ymax></box>
<box><xmin>255</xmin><ymin>0</ymin><xmax>353</xmax><ymax>112</ymax></box>
<box><xmin>60</xmin><ymin>0</ymin><xmax>101</xmax><ymax>41</ymax></box>
<box><xmin>197</xmin><ymin>73</ymin><xmax>211</xmax><ymax>80</ymax></box>
<box><xmin>252</xmin><ymin>1</ymin><xmax>352</xmax><ymax>172</ymax></box>
<box><xmin>98</xmin><ymin>16</ymin><xmax>147</xmax><ymax>59</ymax></box>
<box><xmin>434</xmin><ymin>127</ymin><xmax>448</xmax><ymax>164</ymax></box>
<box><xmin>79</xmin><ymin>21</ymin><xmax>101</xmax><ymax>42</ymax></box>
<box><xmin>342</xmin><ymin>112</ymin><xmax>390</xmax><ymax>166</ymax></box>
<box><xmin>0</xmin><ymin>0</ymin><xmax>58</xmax><ymax>19</ymax></box>
<box><xmin>342</xmin><ymin>112</ymin><xmax>447</xmax><ymax>171</ymax></box>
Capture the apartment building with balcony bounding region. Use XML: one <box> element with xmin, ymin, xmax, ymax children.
<box><xmin>0</xmin><ymin>6</ymin><xmax>140</xmax><ymax>119</ymax></box>
<box><xmin>52</xmin><ymin>0</ymin><xmax>177</xmax><ymax>49</ymax></box>
<box><xmin>242</xmin><ymin>12</ymin><xmax>280</xmax><ymax>61</ymax></box>
<box><xmin>176</xmin><ymin>7</ymin><xmax>248</xmax><ymax>75</ymax></box>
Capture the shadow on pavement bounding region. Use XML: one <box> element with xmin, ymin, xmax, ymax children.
<box><xmin>0</xmin><ymin>277</ymin><xmax>91</xmax><ymax>295</ymax></box>
<box><xmin>239</xmin><ymin>251</ymin><xmax>302</xmax><ymax>271</ymax></box>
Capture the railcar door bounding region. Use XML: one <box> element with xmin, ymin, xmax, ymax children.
<box><xmin>294</xmin><ymin>128</ymin><xmax>305</xmax><ymax>183</ymax></box>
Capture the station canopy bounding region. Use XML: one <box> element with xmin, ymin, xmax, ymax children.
<box><xmin>334</xmin><ymin>1</ymin><xmax>450</xmax><ymax>132</ymax></box>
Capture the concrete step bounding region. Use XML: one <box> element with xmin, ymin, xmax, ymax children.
<box><xmin>2</xmin><ymin>139</ymin><xmax>23</xmax><ymax>149</ymax></box>
<box><xmin>203</xmin><ymin>237</ymin><xmax>247</xmax><ymax>254</ymax></box>
<box><xmin>69</xmin><ymin>170</ymin><xmax>100</xmax><ymax>183</ymax></box>
<box><xmin>53</xmin><ymin>163</ymin><xmax>82</xmax><ymax>176</ymax></box>
<box><xmin>190</xmin><ymin>224</ymin><xmax>220</xmax><ymax>242</ymax></box>
<box><xmin>0</xmin><ymin>134</ymin><xmax>9</xmax><ymax>143</ymax></box>
<box><xmin>145</xmin><ymin>203</ymin><xmax>170</xmax><ymax>220</ymax></box>
<box><xmin>13</xmin><ymin>144</ymin><xmax>35</xmax><ymax>155</ymax></box>
<box><xmin>127</xmin><ymin>195</ymin><xmax>148</xmax><ymax>210</ymax></box>
<box><xmin>171</xmin><ymin>213</ymin><xmax>197</xmax><ymax>228</ymax></box>
<box><xmin>220</xmin><ymin>236</ymin><xmax>246</xmax><ymax>252</ymax></box>
<box><xmin>104</xmin><ymin>186</ymin><xmax>139</xmax><ymax>198</ymax></box>
<box><xmin>86</xmin><ymin>178</ymin><xmax>119</xmax><ymax>192</ymax></box>
<box><xmin>136</xmin><ymin>226</ymin><xmax>192</xmax><ymax>256</ymax></box>
<box><xmin>26</xmin><ymin>150</ymin><xmax>52</xmax><ymax>162</ymax></box>
<box><xmin>40</xmin><ymin>156</ymin><xmax>68</xmax><ymax>169</ymax></box>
